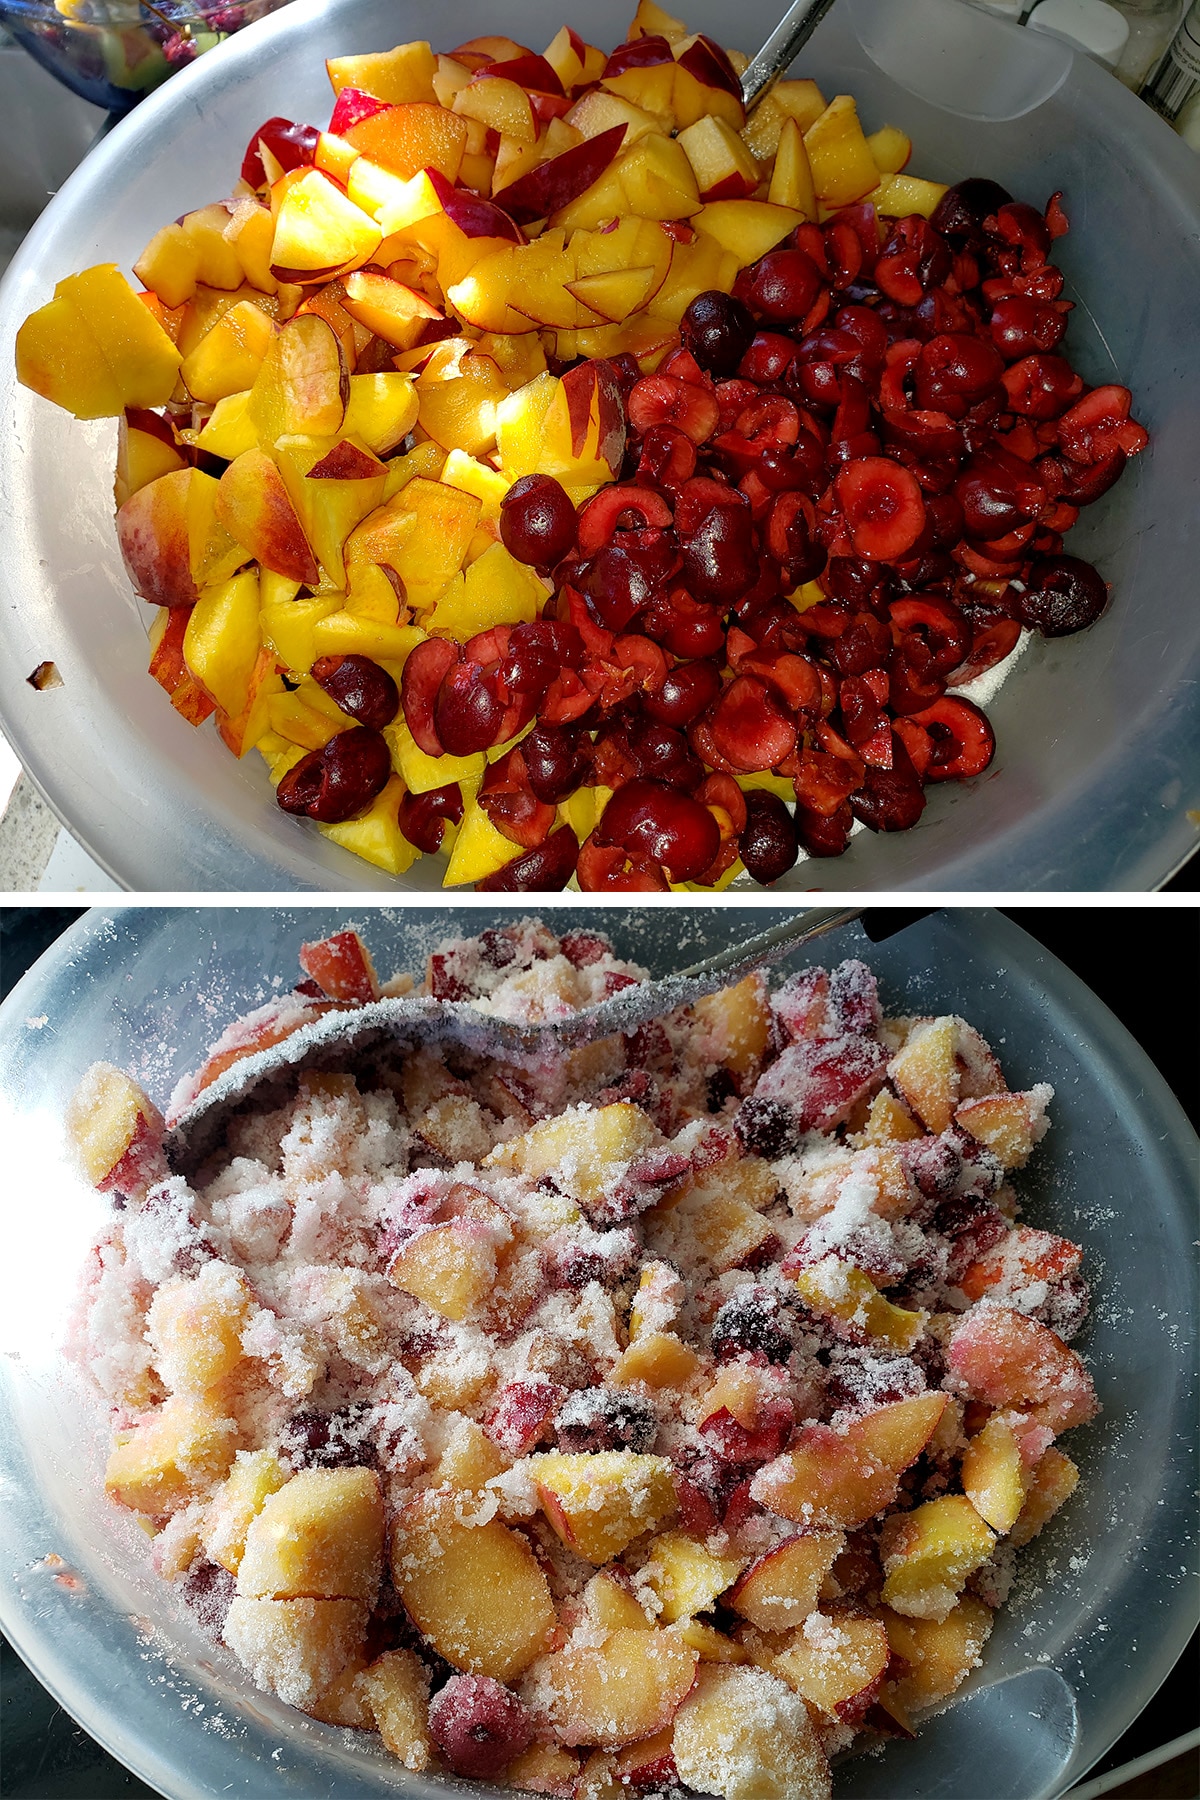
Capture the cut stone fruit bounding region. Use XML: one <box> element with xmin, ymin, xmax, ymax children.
<box><xmin>752</xmin><ymin>1393</ymin><xmax>946</xmax><ymax>1529</ymax></box>
<box><xmin>532</xmin><ymin>1449</ymin><xmax>677</xmax><ymax>1562</ymax></box>
<box><xmin>879</xmin><ymin>1495</ymin><xmax>995</xmax><ymax>1621</ymax></box>
<box><xmin>236</xmin><ymin>1466</ymin><xmax>384</xmax><ymax>1603</ymax></box>
<box><xmin>961</xmin><ymin>1414</ymin><xmax>1029</xmax><ymax>1533</ymax></box>
<box><xmin>392</xmin><ymin>1490</ymin><xmax>555</xmax><ymax>1682</ymax></box>
<box><xmin>947</xmin><ymin>1306</ymin><xmax>1098</xmax><ymax>1432</ymax></box>
<box><xmin>643</xmin><ymin>1531</ymin><xmax>744</xmax><ymax>1623</ymax></box>
<box><xmin>66</xmin><ymin>1062</ymin><xmax>165</xmax><ymax>1198</ymax></box>
<box><xmin>541</xmin><ymin>1625</ymin><xmax>699</xmax><ymax>1749</ymax></box>
<box><xmin>105</xmin><ymin>1393</ymin><xmax>238</xmax><ymax>1517</ymax></box>
<box><xmin>360</xmin><ymin>1648</ymin><xmax>434</xmax><ymax>1770</ymax></box>
<box><xmin>671</xmin><ymin>1663</ymin><xmax>832</xmax><ymax>1800</ymax></box>
<box><xmin>223</xmin><ymin>1594</ymin><xmax>367</xmax><ymax>1710</ymax></box>
<box><xmin>728</xmin><ymin>1533</ymin><xmax>844</xmax><ymax>1632</ymax></box>
<box><xmin>879</xmin><ymin>1596</ymin><xmax>993</xmax><ymax>1719</ymax></box>
<box><xmin>772</xmin><ymin>1612</ymin><xmax>891</xmax><ymax>1723</ymax></box>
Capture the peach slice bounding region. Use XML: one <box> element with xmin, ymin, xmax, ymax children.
<box><xmin>486</xmin><ymin>1101</ymin><xmax>657</xmax><ymax>1214</ymax></box>
<box><xmin>116</xmin><ymin>467</ymin><xmax>235</xmax><ymax>611</ymax></box>
<box><xmin>879</xmin><ymin>1596</ymin><xmax>993</xmax><ymax>1719</ymax></box>
<box><xmin>249</xmin><ymin>311</ymin><xmax>349</xmax><ymax>446</ymax></box>
<box><xmin>148</xmin><ymin>605</ymin><xmax>217</xmax><ymax>726</ymax></box>
<box><xmin>66</xmin><ymin>1062</ymin><xmax>166</xmax><ymax>1197</ymax></box>
<box><xmin>867</xmin><ymin>123</ymin><xmax>912</xmax><ymax>175</ymax></box>
<box><xmin>671</xmin><ymin>1663</ymin><xmax>832</xmax><ymax>1800</ymax></box>
<box><xmin>327</xmin><ymin>43</ymin><xmax>438</xmax><ymax>106</ymax></box>
<box><xmin>794</xmin><ymin>1259</ymin><xmax>927</xmax><ymax>1353</ymax></box>
<box><xmin>180</xmin><ymin>298</ymin><xmax>277</xmax><ymax>406</ymax></box>
<box><xmin>752</xmin><ymin>1393</ymin><xmax>946</xmax><ymax>1529</ymax></box>
<box><xmin>610</xmin><ymin>1329</ymin><xmax>699</xmax><ymax>1389</ymax></box>
<box><xmin>646</xmin><ymin>1183</ymin><xmax>775</xmax><ymax>1274</ymax></box>
<box><xmin>1008</xmin><ymin>1445</ymin><xmax>1079</xmax><ymax>1548</ymax></box>
<box><xmin>803</xmin><ymin>94</ymin><xmax>879</xmax><ymax>207</ymax></box>
<box><xmin>270</xmin><ymin>170</ymin><xmax>382</xmax><ymax>282</ymax></box>
<box><xmin>541</xmin><ymin>1626</ymin><xmax>698</xmax><ymax>1749</ymax></box>
<box><xmin>888</xmin><ymin>1016</ymin><xmax>959</xmax><ymax>1134</ymax></box>
<box><xmin>768</xmin><ymin>117</ymin><xmax>818</xmax><ymax>219</ymax></box>
<box><xmin>509</xmin><ymin>1743</ymin><xmax>581</xmax><ymax>1796</ymax></box>
<box><xmin>224</xmin><ymin>1595</ymin><xmax>367</xmax><ymax>1711</ymax></box>
<box><xmin>387</xmin><ymin>1221</ymin><xmax>500</xmax><ymax>1322</ymax></box>
<box><xmin>947</xmin><ymin>1306</ymin><xmax>1098</xmax><ymax>1433</ymax></box>
<box><xmin>671</xmin><ymin>35</ymin><xmax>746</xmax><ymax>132</ymax></box>
<box><xmin>532</xmin><ymin>1450</ymin><xmax>677</xmax><ymax>1563</ymax></box>
<box><xmin>616</xmin><ymin>132</ymin><xmax>701</xmax><ymax>220</ymax></box>
<box><xmin>392</xmin><ymin>1490</ymin><xmax>555</xmax><ymax>1682</ymax></box>
<box><xmin>237</xmin><ymin>1467</ymin><xmax>384</xmax><ymax>1603</ymax></box>
<box><xmin>690</xmin><ymin>973</ymin><xmax>772</xmax><ymax>1086</ymax></box>
<box><xmin>340</xmin><ymin>269</ymin><xmax>443</xmax><ymax>348</ymax></box>
<box><xmin>213</xmin><ymin>451</ymin><xmax>317</xmax><ymax>585</ymax></box>
<box><xmin>114</xmin><ymin>408</ymin><xmax>186</xmax><ymax>509</ymax></box>
<box><xmin>961</xmin><ymin>1414</ymin><xmax>1029</xmax><ymax>1533</ymax></box>
<box><xmin>774</xmin><ymin>1612</ymin><xmax>891</xmax><ymax>1723</ymax></box>
<box><xmin>416</xmin><ymin>343</ymin><xmax>512</xmax><ymax>457</ymax></box>
<box><xmin>728</xmin><ymin>1534</ymin><xmax>844</xmax><ymax>1632</ymax></box>
<box><xmin>204</xmin><ymin>1449</ymin><xmax>290</xmax><ymax>1574</ymax></box>
<box><xmin>346</xmin><ymin>100</ymin><xmax>469</xmax><ymax>181</ymax></box>
<box><xmin>105</xmin><ymin>1393</ymin><xmax>239</xmax><ymax>1516</ymax></box>
<box><xmin>297</xmin><ymin>927</ymin><xmax>380</xmax><ymax>1002</ymax></box>
<box><xmin>693</xmin><ymin>200</ymin><xmax>806</xmax><ymax>267</ymax></box>
<box><xmin>644</xmin><ymin>1532</ymin><xmax>744</xmax><ymax>1623</ymax></box>
<box><xmin>955</xmin><ymin>1091</ymin><xmax>1050</xmax><ymax>1170</ymax></box>
<box><xmin>147</xmin><ymin>1261</ymin><xmax>252</xmax><ymax>1395</ymax></box>
<box><xmin>880</xmin><ymin>1495</ymin><xmax>995</xmax><ymax>1622</ymax></box>
<box><xmin>584</xmin><ymin>1569</ymin><xmax>653</xmax><ymax>1633</ymax></box>
<box><xmin>342</xmin><ymin>371</ymin><xmax>419</xmax><ymax>454</ymax></box>
<box><xmin>16</xmin><ymin>264</ymin><xmax>182</xmax><ymax>418</ymax></box>
<box><xmin>273</xmin><ymin>433</ymin><xmax>387</xmax><ymax>585</ymax></box>
<box><xmin>134</xmin><ymin>223</ymin><xmax>202</xmax><ymax>308</ymax></box>
<box><xmin>677</xmin><ymin>115</ymin><xmax>759</xmax><ymax>201</ymax></box>
<box><xmin>361</xmin><ymin>1648</ymin><xmax>435</xmax><ymax>1768</ymax></box>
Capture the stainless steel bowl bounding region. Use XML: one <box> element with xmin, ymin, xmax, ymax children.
<box><xmin>0</xmin><ymin>0</ymin><xmax>1197</xmax><ymax>890</ymax></box>
<box><xmin>0</xmin><ymin>908</ymin><xmax>1196</xmax><ymax>1797</ymax></box>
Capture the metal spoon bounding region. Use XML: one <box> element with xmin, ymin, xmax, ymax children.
<box><xmin>740</xmin><ymin>0</ymin><xmax>843</xmax><ymax>112</ymax></box>
<box><xmin>164</xmin><ymin>907</ymin><xmax>863</xmax><ymax>1170</ymax></box>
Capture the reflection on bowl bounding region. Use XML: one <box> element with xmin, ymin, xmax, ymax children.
<box><xmin>0</xmin><ymin>0</ymin><xmax>293</xmax><ymax>112</ymax></box>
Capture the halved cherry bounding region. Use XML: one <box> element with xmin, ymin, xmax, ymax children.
<box><xmin>628</xmin><ymin>374</ymin><xmax>720</xmax><ymax>445</ymax></box>
<box><xmin>479</xmin><ymin>826</ymin><xmax>579</xmax><ymax>891</ymax></box>
<box><xmin>851</xmin><ymin>735</ymin><xmax>928</xmax><ymax>832</ymax></box>
<box><xmin>1001</xmin><ymin>354</ymin><xmax>1083</xmax><ymax>420</ymax></box>
<box><xmin>738</xmin><ymin>248</ymin><xmax>825</xmax><ymax>325</ymax></box>
<box><xmin>707</xmin><ymin>675</ymin><xmax>797</xmax><ymax>773</ymax></box>
<box><xmin>1012</xmin><ymin>555</ymin><xmax>1108</xmax><ymax>637</ymax></box>
<box><xmin>989</xmin><ymin>294</ymin><xmax>1067</xmax><ymax>359</ymax></box>
<box><xmin>595</xmin><ymin>778</ymin><xmax>720</xmax><ymax>882</ymax></box>
<box><xmin>397</xmin><ymin>782</ymin><xmax>464</xmax><ymax>854</ymax></box>
<box><xmin>612</xmin><ymin>633</ymin><xmax>669</xmax><ymax>696</ymax></box>
<box><xmin>835</xmin><ymin>459</ymin><xmax>926</xmax><ymax>562</ymax></box>
<box><xmin>576</xmin><ymin>834</ymin><xmax>670</xmax><ymax>892</ymax></box>
<box><xmin>739</xmin><ymin>649</ymin><xmax>822</xmax><ymax>719</ymax></box>
<box><xmin>626</xmin><ymin>717</ymin><xmax>704</xmax><ymax>790</ymax></box>
<box><xmin>478</xmin><ymin>747</ymin><xmax>556</xmax><ymax>849</ymax></box>
<box><xmin>1055</xmin><ymin>384</ymin><xmax>1148</xmax><ymax>463</ymax></box>
<box><xmin>890</xmin><ymin>595</ymin><xmax>971</xmax><ymax>677</ymax></box>
<box><xmin>401</xmin><ymin>637</ymin><xmax>460</xmax><ymax>756</ymax></box>
<box><xmin>913</xmin><ymin>333</ymin><xmax>1005</xmax><ymax>418</ymax></box>
<box><xmin>637</xmin><ymin>426</ymin><xmax>697</xmax><ymax>494</ymax></box>
<box><xmin>576</xmin><ymin>484</ymin><xmax>673</xmax><ymax>557</ymax></box>
<box><xmin>643</xmin><ymin>657</ymin><xmax>723</xmax><ymax>728</ymax></box>
<box><xmin>790</xmin><ymin>747</ymin><xmax>862</xmax><ymax>817</ymax></box>
<box><xmin>679</xmin><ymin>489</ymin><xmax>759</xmax><ymax>604</ymax></box>
<box><xmin>795</xmin><ymin>799</ymin><xmax>853</xmax><ymax>857</ymax></box>
<box><xmin>642</xmin><ymin>586</ymin><xmax>728</xmax><ymax>660</ymax></box>
<box><xmin>434</xmin><ymin>659</ymin><xmax>504</xmax><ymax>757</ymax></box>
<box><xmin>906</xmin><ymin>696</ymin><xmax>995</xmax><ymax>780</ymax></box>
<box><xmin>947</xmin><ymin>612</ymin><xmax>1021</xmax><ymax>685</ymax></box>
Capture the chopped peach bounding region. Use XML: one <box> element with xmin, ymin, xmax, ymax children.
<box><xmin>249</xmin><ymin>311</ymin><xmax>349</xmax><ymax>446</ymax></box>
<box><xmin>646</xmin><ymin>1183</ymin><xmax>775</xmax><ymax>1273</ymax></box>
<box><xmin>117</xmin><ymin>466</ymin><xmax>245</xmax><ymax>611</ymax></box>
<box><xmin>114</xmin><ymin>409</ymin><xmax>187</xmax><ymax>510</ymax></box>
<box><xmin>803</xmin><ymin>94</ymin><xmax>879</xmax><ymax>207</ymax></box>
<box><xmin>541</xmin><ymin>1625</ymin><xmax>698</xmax><ymax>1749</ymax></box>
<box><xmin>223</xmin><ymin>1594</ymin><xmax>367</xmax><ymax>1710</ymax></box>
<box><xmin>486</xmin><ymin>1102</ymin><xmax>657</xmax><ymax>1215</ymax></box>
<box><xmin>327</xmin><ymin>42</ymin><xmax>438</xmax><ymax>106</ymax></box>
<box><xmin>768</xmin><ymin>117</ymin><xmax>817</xmax><ymax>219</ymax></box>
<box><xmin>392</xmin><ymin>1490</ymin><xmax>555</xmax><ymax>1681</ymax></box>
<box><xmin>360</xmin><ymin>1648</ymin><xmax>435</xmax><ymax>1768</ymax></box>
<box><xmin>728</xmin><ymin>1534</ymin><xmax>844</xmax><ymax>1632</ymax></box>
<box><xmin>956</xmin><ymin>1091</ymin><xmax>1049</xmax><ymax>1170</ymax></box>
<box><xmin>1008</xmin><ymin>1445</ymin><xmax>1079</xmax><ymax>1549</ymax></box>
<box><xmin>16</xmin><ymin>264</ymin><xmax>182</xmax><ymax>418</ymax></box>
<box><xmin>879</xmin><ymin>1495</ymin><xmax>995</xmax><ymax>1621</ymax></box>
<box><xmin>888</xmin><ymin>1017</ymin><xmax>959</xmax><ymax>1134</ymax></box>
<box><xmin>879</xmin><ymin>1596</ymin><xmax>993</xmax><ymax>1717</ymax></box>
<box><xmin>752</xmin><ymin>1393</ymin><xmax>946</xmax><ymax>1529</ymax></box>
<box><xmin>215</xmin><ymin>451</ymin><xmax>320</xmax><ymax>585</ymax></box>
<box><xmin>584</xmin><ymin>1569</ymin><xmax>653</xmax><ymax>1632</ymax></box>
<box><xmin>204</xmin><ymin>1449</ymin><xmax>290</xmax><ymax>1574</ymax></box>
<box><xmin>509</xmin><ymin>1742</ymin><xmax>582</xmax><ymax>1796</ymax></box>
<box><xmin>180</xmin><ymin>299</ymin><xmax>276</xmax><ymax>404</ymax></box>
<box><xmin>105</xmin><ymin>1393</ymin><xmax>239</xmax><ymax>1516</ymax></box>
<box><xmin>237</xmin><ymin>1467</ymin><xmax>384</xmax><ymax>1603</ymax></box>
<box><xmin>532</xmin><ymin>1450</ymin><xmax>677</xmax><ymax>1563</ymax></box>
<box><xmin>678</xmin><ymin>1619</ymin><xmax>749</xmax><ymax>1663</ymax></box>
<box><xmin>643</xmin><ymin>1531</ymin><xmax>744</xmax><ymax>1623</ymax></box>
<box><xmin>147</xmin><ymin>1261</ymin><xmax>252</xmax><ymax>1394</ymax></box>
<box><xmin>693</xmin><ymin>199</ymin><xmax>805</xmax><ymax>266</ymax></box>
<box><xmin>270</xmin><ymin>170</ymin><xmax>382</xmax><ymax>281</ymax></box>
<box><xmin>387</xmin><ymin>1221</ymin><xmax>499</xmax><ymax>1321</ymax></box>
<box><xmin>773</xmin><ymin>1611</ymin><xmax>891</xmax><ymax>1723</ymax></box>
<box><xmin>65</xmin><ymin>1062</ymin><xmax>166</xmax><ymax>1197</ymax></box>
<box><xmin>947</xmin><ymin>1306</ymin><xmax>1099</xmax><ymax>1433</ymax></box>
<box><xmin>611</xmin><ymin>1330</ymin><xmax>699</xmax><ymax>1389</ymax></box>
<box><xmin>671</xmin><ymin>1663</ymin><xmax>832</xmax><ymax>1800</ymax></box>
<box><xmin>690</xmin><ymin>973</ymin><xmax>771</xmax><ymax>1087</ymax></box>
<box><xmin>794</xmin><ymin>1258</ymin><xmax>927</xmax><ymax>1353</ymax></box>
<box><xmin>961</xmin><ymin>1414</ymin><xmax>1029</xmax><ymax>1533</ymax></box>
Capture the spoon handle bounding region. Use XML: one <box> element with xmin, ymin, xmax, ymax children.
<box><xmin>740</xmin><ymin>0</ymin><xmax>842</xmax><ymax>111</ymax></box>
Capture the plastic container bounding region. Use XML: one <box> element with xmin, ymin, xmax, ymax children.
<box><xmin>0</xmin><ymin>0</ymin><xmax>296</xmax><ymax>114</ymax></box>
<box><xmin>0</xmin><ymin>907</ymin><xmax>1196</xmax><ymax>1800</ymax></box>
<box><xmin>0</xmin><ymin>0</ymin><xmax>1197</xmax><ymax>893</ymax></box>
<box><xmin>1027</xmin><ymin>0</ymin><xmax>1131</xmax><ymax>67</ymax></box>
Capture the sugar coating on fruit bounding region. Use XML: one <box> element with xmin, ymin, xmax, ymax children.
<box><xmin>71</xmin><ymin>921</ymin><xmax>1099</xmax><ymax>1787</ymax></box>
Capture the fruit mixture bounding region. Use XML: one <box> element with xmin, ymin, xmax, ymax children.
<box><xmin>71</xmin><ymin>920</ymin><xmax>1099</xmax><ymax>1797</ymax></box>
<box><xmin>16</xmin><ymin>6</ymin><xmax>1147</xmax><ymax>889</ymax></box>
